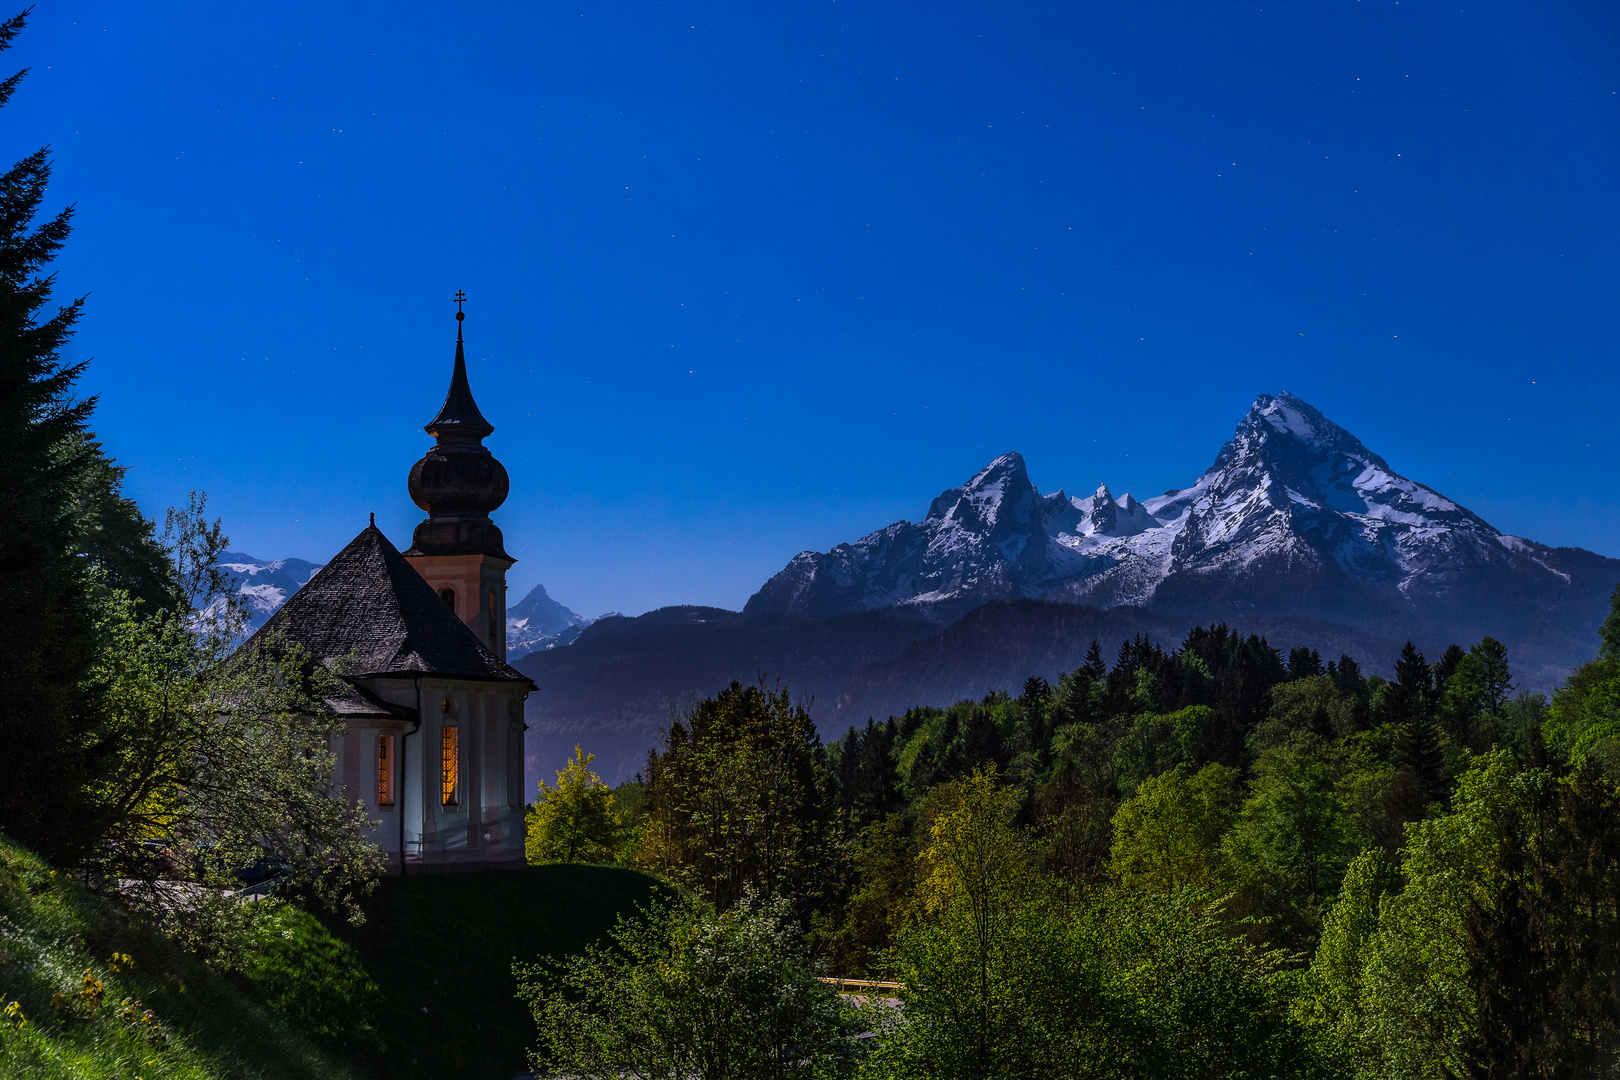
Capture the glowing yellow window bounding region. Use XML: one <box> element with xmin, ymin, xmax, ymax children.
<box><xmin>441</xmin><ymin>726</ymin><xmax>460</xmax><ymax>807</ymax></box>
<box><xmin>377</xmin><ymin>734</ymin><xmax>394</xmax><ymax>806</ymax></box>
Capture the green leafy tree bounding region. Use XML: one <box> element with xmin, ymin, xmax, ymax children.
<box><xmin>518</xmin><ymin>892</ymin><xmax>856</xmax><ymax>1080</ymax></box>
<box><xmin>874</xmin><ymin>892</ymin><xmax>1120</xmax><ymax>1080</ymax></box>
<box><xmin>1543</xmin><ymin>595</ymin><xmax>1620</xmax><ymax>770</ymax></box>
<box><xmin>1301</xmin><ymin>749</ymin><xmax>1620</xmax><ymax>1079</ymax></box>
<box><xmin>1225</xmin><ymin>734</ymin><xmax>1363</xmax><ymax>946</ymax></box>
<box><xmin>1096</xmin><ymin>891</ymin><xmax>1332</xmax><ymax>1080</ymax></box>
<box><xmin>1600</xmin><ymin>583</ymin><xmax>1620</xmax><ymax>660</ymax></box>
<box><xmin>827</xmin><ymin>811</ymin><xmax>918</xmax><ymax>976</ymax></box>
<box><xmin>877</xmin><ymin>767</ymin><xmax>1113</xmax><ymax>1079</ymax></box>
<box><xmin>526</xmin><ymin>745</ymin><xmax>621</xmax><ymax>864</ymax></box>
<box><xmin>1253</xmin><ymin>674</ymin><xmax>1362</xmax><ymax>750</ymax></box>
<box><xmin>1109</xmin><ymin>762</ymin><xmax>1240</xmax><ymax>894</ymax></box>
<box><xmin>77</xmin><ymin>495</ymin><xmax>384</xmax><ymax>966</ymax></box>
<box><xmin>876</xmin><ymin>887</ymin><xmax>1331</xmax><ymax>1080</ymax></box>
<box><xmin>912</xmin><ymin>766</ymin><xmax>1030</xmax><ymax>1069</ymax></box>
<box><xmin>1438</xmin><ymin>638</ymin><xmax>1516</xmax><ymax>753</ymax></box>
<box><xmin>639</xmin><ymin>680</ymin><xmax>842</xmax><ymax>916</ymax></box>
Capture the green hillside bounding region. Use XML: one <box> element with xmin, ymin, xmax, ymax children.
<box><xmin>0</xmin><ymin>833</ymin><xmax>360</xmax><ymax>1080</ymax></box>
<box><xmin>332</xmin><ymin>864</ymin><xmax>666</xmax><ymax>1080</ymax></box>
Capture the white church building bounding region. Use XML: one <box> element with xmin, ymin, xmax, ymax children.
<box><xmin>244</xmin><ymin>303</ymin><xmax>533</xmax><ymax>873</ymax></box>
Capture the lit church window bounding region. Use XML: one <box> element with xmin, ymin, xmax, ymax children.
<box><xmin>377</xmin><ymin>735</ymin><xmax>394</xmax><ymax>806</ymax></box>
<box><xmin>441</xmin><ymin>726</ymin><xmax>460</xmax><ymax>806</ymax></box>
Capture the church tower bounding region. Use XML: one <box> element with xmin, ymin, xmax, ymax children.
<box><xmin>403</xmin><ymin>296</ymin><xmax>513</xmax><ymax>660</ymax></box>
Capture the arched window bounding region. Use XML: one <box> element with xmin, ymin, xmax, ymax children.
<box><xmin>488</xmin><ymin>589</ymin><xmax>499</xmax><ymax>648</ymax></box>
<box><xmin>439</xmin><ymin>587</ymin><xmax>456</xmax><ymax>611</ymax></box>
<box><xmin>376</xmin><ymin>734</ymin><xmax>395</xmax><ymax>807</ymax></box>
<box><xmin>441</xmin><ymin>726</ymin><xmax>460</xmax><ymax>807</ymax></box>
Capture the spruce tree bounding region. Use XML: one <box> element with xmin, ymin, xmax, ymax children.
<box><xmin>0</xmin><ymin>11</ymin><xmax>167</xmax><ymax>854</ymax></box>
<box><xmin>1391</xmin><ymin>642</ymin><xmax>1444</xmax><ymax>796</ymax></box>
<box><xmin>1081</xmin><ymin>639</ymin><xmax>1106</xmax><ymax>681</ymax></box>
<box><xmin>0</xmin><ymin>10</ymin><xmax>98</xmax><ymax>853</ymax></box>
<box><xmin>1287</xmin><ymin>646</ymin><xmax>1323</xmax><ymax>680</ymax></box>
<box><xmin>1331</xmin><ymin>653</ymin><xmax>1364</xmax><ymax>697</ymax></box>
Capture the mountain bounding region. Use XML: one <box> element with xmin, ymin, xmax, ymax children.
<box><xmin>516</xmin><ymin>606</ymin><xmax>940</xmax><ymax>785</ymax></box>
<box><xmin>830</xmin><ymin>600</ymin><xmax>1414</xmax><ymax>726</ymax></box>
<box><xmin>505</xmin><ymin>583</ymin><xmax>613</xmax><ymax>658</ymax></box>
<box><xmin>747</xmin><ymin>392</ymin><xmax>1620</xmax><ymax>689</ymax></box>
<box><xmin>216</xmin><ymin>552</ymin><xmax>324</xmax><ymax>631</ymax></box>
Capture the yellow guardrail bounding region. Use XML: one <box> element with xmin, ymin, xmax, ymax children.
<box><xmin>818</xmin><ymin>977</ymin><xmax>904</xmax><ymax>994</ymax></box>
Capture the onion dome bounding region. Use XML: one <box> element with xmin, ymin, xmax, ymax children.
<box><xmin>404</xmin><ymin>300</ymin><xmax>513</xmax><ymax>560</ymax></box>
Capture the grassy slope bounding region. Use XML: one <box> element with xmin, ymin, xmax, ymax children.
<box><xmin>332</xmin><ymin>864</ymin><xmax>665</xmax><ymax>1080</ymax></box>
<box><xmin>0</xmin><ymin>833</ymin><xmax>359</xmax><ymax>1080</ymax></box>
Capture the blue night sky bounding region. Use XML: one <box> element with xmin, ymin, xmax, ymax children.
<box><xmin>13</xmin><ymin>1</ymin><xmax>1619</xmax><ymax>617</ymax></box>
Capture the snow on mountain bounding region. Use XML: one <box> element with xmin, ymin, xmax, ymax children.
<box><xmin>505</xmin><ymin>583</ymin><xmax>612</xmax><ymax>658</ymax></box>
<box><xmin>216</xmin><ymin>552</ymin><xmax>324</xmax><ymax>631</ymax></box>
<box><xmin>745</xmin><ymin>392</ymin><xmax>1605</xmax><ymax>637</ymax></box>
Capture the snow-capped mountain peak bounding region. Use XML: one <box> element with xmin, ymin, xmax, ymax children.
<box><xmin>217</xmin><ymin>552</ymin><xmax>324</xmax><ymax>630</ymax></box>
<box><xmin>745</xmin><ymin>391</ymin><xmax>1593</xmax><ymax>628</ymax></box>
<box><xmin>505</xmin><ymin>583</ymin><xmax>600</xmax><ymax>656</ymax></box>
<box><xmin>1070</xmin><ymin>482</ymin><xmax>1159</xmax><ymax>539</ymax></box>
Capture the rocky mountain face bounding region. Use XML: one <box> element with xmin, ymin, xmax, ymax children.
<box><xmin>216</xmin><ymin>553</ymin><xmax>325</xmax><ymax>631</ymax></box>
<box><xmin>506</xmin><ymin>583</ymin><xmax>614</xmax><ymax>658</ymax></box>
<box><xmin>745</xmin><ymin>392</ymin><xmax>1618</xmax><ymax>688</ymax></box>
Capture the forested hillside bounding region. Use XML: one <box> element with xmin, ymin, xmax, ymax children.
<box><xmin>524</xmin><ymin>595</ymin><xmax>1620</xmax><ymax>1078</ymax></box>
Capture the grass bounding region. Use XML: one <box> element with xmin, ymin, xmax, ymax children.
<box><xmin>329</xmin><ymin>863</ymin><xmax>667</xmax><ymax>1080</ymax></box>
<box><xmin>0</xmin><ymin>832</ymin><xmax>360</xmax><ymax>1080</ymax></box>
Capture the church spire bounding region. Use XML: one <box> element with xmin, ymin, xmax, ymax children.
<box><xmin>405</xmin><ymin>292</ymin><xmax>512</xmax><ymax>562</ymax></box>
<box><xmin>425</xmin><ymin>290</ymin><xmax>494</xmax><ymax>440</ymax></box>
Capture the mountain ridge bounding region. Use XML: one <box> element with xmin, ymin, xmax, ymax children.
<box><xmin>744</xmin><ymin>392</ymin><xmax>1613</xmax><ymax>671</ymax></box>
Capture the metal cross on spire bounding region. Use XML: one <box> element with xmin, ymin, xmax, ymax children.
<box><xmin>454</xmin><ymin>289</ymin><xmax>468</xmax><ymax>318</ymax></box>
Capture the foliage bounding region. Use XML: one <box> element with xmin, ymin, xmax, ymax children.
<box><xmin>517</xmin><ymin>891</ymin><xmax>857</xmax><ymax>1080</ymax></box>
<box><xmin>239</xmin><ymin>906</ymin><xmax>381</xmax><ymax>1056</ymax></box>
<box><xmin>824</xmin><ymin>812</ymin><xmax>917</xmax><ymax>976</ymax></box>
<box><xmin>873</xmin><ymin>884</ymin><xmax>1330</xmax><ymax>1080</ymax></box>
<box><xmin>0</xmin><ymin>831</ymin><xmax>360</xmax><ymax>1080</ymax></box>
<box><xmin>527</xmin><ymin>745</ymin><xmax>621</xmax><ymax>864</ymax></box>
<box><xmin>639</xmin><ymin>680</ymin><xmax>842</xmax><ymax>917</ymax></box>
<box><xmin>872</xmin><ymin>892</ymin><xmax>1115</xmax><ymax>1080</ymax></box>
<box><xmin>1224</xmin><ymin>734</ymin><xmax>1366</xmax><ymax>945</ymax></box>
<box><xmin>1109</xmin><ymin>762</ymin><xmax>1239</xmax><ymax>894</ymax></box>
<box><xmin>1544</xmin><ymin>652</ymin><xmax>1620</xmax><ymax>771</ymax></box>
<box><xmin>78</xmin><ymin>504</ymin><xmax>385</xmax><ymax>966</ymax></box>
<box><xmin>1300</xmin><ymin>749</ymin><xmax>1620</xmax><ymax>1079</ymax></box>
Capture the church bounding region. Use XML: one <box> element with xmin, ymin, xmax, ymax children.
<box><xmin>245</xmin><ymin>300</ymin><xmax>533</xmax><ymax>873</ymax></box>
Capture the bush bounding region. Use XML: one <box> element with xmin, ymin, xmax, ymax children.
<box><xmin>517</xmin><ymin>891</ymin><xmax>858</xmax><ymax>1080</ymax></box>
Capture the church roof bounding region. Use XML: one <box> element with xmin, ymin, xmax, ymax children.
<box><xmin>244</xmin><ymin>522</ymin><xmax>533</xmax><ymax>686</ymax></box>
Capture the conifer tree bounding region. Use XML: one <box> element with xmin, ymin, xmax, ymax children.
<box><xmin>1330</xmin><ymin>653</ymin><xmax>1364</xmax><ymax>697</ymax></box>
<box><xmin>1287</xmin><ymin>646</ymin><xmax>1323</xmax><ymax>680</ymax></box>
<box><xmin>1389</xmin><ymin>642</ymin><xmax>1444</xmax><ymax>796</ymax></box>
<box><xmin>0</xmin><ymin>11</ymin><xmax>170</xmax><ymax>854</ymax></box>
<box><xmin>0</xmin><ymin>11</ymin><xmax>172</xmax><ymax>856</ymax></box>
<box><xmin>1081</xmin><ymin>639</ymin><xmax>1107</xmax><ymax>681</ymax></box>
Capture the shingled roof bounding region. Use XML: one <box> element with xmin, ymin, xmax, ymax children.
<box><xmin>243</xmin><ymin>522</ymin><xmax>533</xmax><ymax>685</ymax></box>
